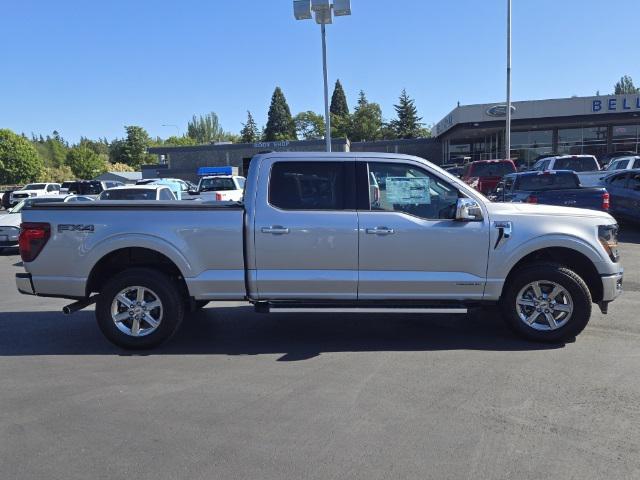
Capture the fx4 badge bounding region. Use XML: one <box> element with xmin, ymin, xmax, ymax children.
<box><xmin>58</xmin><ymin>224</ymin><xmax>95</xmax><ymax>233</ymax></box>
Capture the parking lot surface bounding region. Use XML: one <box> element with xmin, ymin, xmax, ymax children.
<box><xmin>1</xmin><ymin>228</ymin><xmax>639</xmax><ymax>480</ymax></box>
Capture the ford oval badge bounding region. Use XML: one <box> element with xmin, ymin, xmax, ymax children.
<box><xmin>486</xmin><ymin>105</ymin><xmax>516</xmax><ymax>117</ymax></box>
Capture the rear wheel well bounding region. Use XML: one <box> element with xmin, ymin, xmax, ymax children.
<box><xmin>504</xmin><ymin>247</ymin><xmax>603</xmax><ymax>303</ymax></box>
<box><xmin>87</xmin><ymin>247</ymin><xmax>188</xmax><ymax>299</ymax></box>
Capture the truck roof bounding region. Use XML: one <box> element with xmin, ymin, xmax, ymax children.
<box><xmin>253</xmin><ymin>151</ymin><xmax>435</xmax><ymax>163</ymax></box>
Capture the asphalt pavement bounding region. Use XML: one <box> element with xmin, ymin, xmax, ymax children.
<box><xmin>1</xmin><ymin>227</ymin><xmax>639</xmax><ymax>479</ymax></box>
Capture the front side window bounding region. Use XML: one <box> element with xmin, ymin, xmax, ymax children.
<box><xmin>367</xmin><ymin>162</ymin><xmax>459</xmax><ymax>220</ymax></box>
<box><xmin>269</xmin><ymin>162</ymin><xmax>345</xmax><ymax>210</ymax></box>
<box><xmin>159</xmin><ymin>188</ymin><xmax>174</xmax><ymax>200</ymax></box>
<box><xmin>633</xmin><ymin>158</ymin><xmax>640</xmax><ymax>169</ymax></box>
<box><xmin>627</xmin><ymin>174</ymin><xmax>640</xmax><ymax>192</ymax></box>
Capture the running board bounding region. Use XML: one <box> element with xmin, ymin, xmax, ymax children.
<box><xmin>256</xmin><ymin>303</ymin><xmax>467</xmax><ymax>314</ymax></box>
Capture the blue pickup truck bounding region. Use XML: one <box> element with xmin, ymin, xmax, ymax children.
<box><xmin>491</xmin><ymin>170</ymin><xmax>610</xmax><ymax>212</ymax></box>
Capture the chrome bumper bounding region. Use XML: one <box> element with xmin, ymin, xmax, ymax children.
<box><xmin>601</xmin><ymin>271</ymin><xmax>623</xmax><ymax>303</ymax></box>
<box><xmin>16</xmin><ymin>273</ymin><xmax>35</xmax><ymax>296</ymax></box>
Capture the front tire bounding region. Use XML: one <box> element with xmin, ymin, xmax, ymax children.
<box><xmin>96</xmin><ymin>268</ymin><xmax>185</xmax><ymax>349</ymax></box>
<box><xmin>501</xmin><ymin>263</ymin><xmax>592</xmax><ymax>343</ymax></box>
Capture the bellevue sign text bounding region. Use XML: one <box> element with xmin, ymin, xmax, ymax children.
<box><xmin>593</xmin><ymin>96</ymin><xmax>640</xmax><ymax>113</ymax></box>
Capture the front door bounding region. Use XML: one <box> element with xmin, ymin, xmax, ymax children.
<box><xmin>357</xmin><ymin>160</ymin><xmax>490</xmax><ymax>301</ymax></box>
<box><xmin>253</xmin><ymin>159</ymin><xmax>358</xmax><ymax>300</ymax></box>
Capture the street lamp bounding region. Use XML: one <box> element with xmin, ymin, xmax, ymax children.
<box><xmin>294</xmin><ymin>0</ymin><xmax>351</xmax><ymax>152</ymax></box>
<box><xmin>162</xmin><ymin>124</ymin><xmax>180</xmax><ymax>136</ymax></box>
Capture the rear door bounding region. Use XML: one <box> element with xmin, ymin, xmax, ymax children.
<box><xmin>253</xmin><ymin>159</ymin><xmax>359</xmax><ymax>300</ymax></box>
<box><xmin>357</xmin><ymin>159</ymin><xmax>490</xmax><ymax>300</ymax></box>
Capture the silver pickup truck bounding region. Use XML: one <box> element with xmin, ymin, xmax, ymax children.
<box><xmin>16</xmin><ymin>152</ymin><xmax>623</xmax><ymax>349</ymax></box>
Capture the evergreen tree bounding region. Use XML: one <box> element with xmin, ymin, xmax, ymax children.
<box><xmin>391</xmin><ymin>89</ymin><xmax>424</xmax><ymax>139</ymax></box>
<box><xmin>330</xmin><ymin>79</ymin><xmax>349</xmax><ymax>117</ymax></box>
<box><xmin>614</xmin><ymin>75</ymin><xmax>640</xmax><ymax>94</ymax></box>
<box><xmin>240</xmin><ymin>110</ymin><xmax>260</xmax><ymax>143</ymax></box>
<box><xmin>350</xmin><ymin>91</ymin><xmax>383</xmax><ymax>142</ymax></box>
<box><xmin>264</xmin><ymin>87</ymin><xmax>297</xmax><ymax>141</ymax></box>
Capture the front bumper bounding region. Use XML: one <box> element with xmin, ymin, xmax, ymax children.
<box><xmin>601</xmin><ymin>271</ymin><xmax>623</xmax><ymax>303</ymax></box>
<box><xmin>16</xmin><ymin>273</ymin><xmax>35</xmax><ymax>296</ymax></box>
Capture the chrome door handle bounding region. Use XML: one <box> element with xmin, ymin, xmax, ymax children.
<box><xmin>261</xmin><ymin>226</ymin><xmax>290</xmax><ymax>234</ymax></box>
<box><xmin>366</xmin><ymin>227</ymin><xmax>394</xmax><ymax>235</ymax></box>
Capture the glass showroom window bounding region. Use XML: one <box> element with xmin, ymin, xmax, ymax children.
<box><xmin>557</xmin><ymin>128</ymin><xmax>584</xmax><ymax>155</ymax></box>
<box><xmin>511</xmin><ymin>130</ymin><xmax>552</xmax><ymax>167</ymax></box>
<box><xmin>612</xmin><ymin>125</ymin><xmax>639</xmax><ymax>153</ymax></box>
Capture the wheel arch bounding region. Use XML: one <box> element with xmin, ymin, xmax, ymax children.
<box><xmin>86</xmin><ymin>247</ymin><xmax>190</xmax><ymax>299</ymax></box>
<box><xmin>502</xmin><ymin>247</ymin><xmax>603</xmax><ymax>303</ymax></box>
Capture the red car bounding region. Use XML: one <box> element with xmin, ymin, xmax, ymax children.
<box><xmin>461</xmin><ymin>159</ymin><xmax>517</xmax><ymax>194</ymax></box>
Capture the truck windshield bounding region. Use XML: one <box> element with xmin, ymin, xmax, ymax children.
<box><xmin>471</xmin><ymin>163</ymin><xmax>515</xmax><ymax>177</ymax></box>
<box><xmin>517</xmin><ymin>173</ymin><xmax>580</xmax><ymax>191</ymax></box>
<box><xmin>99</xmin><ymin>189</ymin><xmax>157</xmax><ymax>200</ymax></box>
<box><xmin>554</xmin><ymin>157</ymin><xmax>597</xmax><ymax>172</ymax></box>
<box><xmin>199</xmin><ymin>178</ymin><xmax>237</xmax><ymax>191</ymax></box>
<box><xmin>23</xmin><ymin>184</ymin><xmax>46</xmax><ymax>190</ymax></box>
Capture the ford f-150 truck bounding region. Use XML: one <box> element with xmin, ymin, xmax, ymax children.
<box><xmin>15</xmin><ymin>152</ymin><xmax>623</xmax><ymax>349</ymax></box>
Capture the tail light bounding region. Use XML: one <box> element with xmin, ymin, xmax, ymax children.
<box><xmin>602</xmin><ymin>192</ymin><xmax>610</xmax><ymax>210</ymax></box>
<box><xmin>215</xmin><ymin>192</ymin><xmax>223</xmax><ymax>201</ymax></box>
<box><xmin>526</xmin><ymin>195</ymin><xmax>538</xmax><ymax>204</ymax></box>
<box><xmin>19</xmin><ymin>222</ymin><xmax>50</xmax><ymax>262</ymax></box>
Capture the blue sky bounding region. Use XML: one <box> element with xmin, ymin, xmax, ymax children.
<box><xmin>1</xmin><ymin>0</ymin><xmax>639</xmax><ymax>142</ymax></box>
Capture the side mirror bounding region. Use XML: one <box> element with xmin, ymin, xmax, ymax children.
<box><xmin>456</xmin><ymin>198</ymin><xmax>483</xmax><ymax>221</ymax></box>
<box><xmin>188</xmin><ymin>189</ymin><xmax>200</xmax><ymax>196</ymax></box>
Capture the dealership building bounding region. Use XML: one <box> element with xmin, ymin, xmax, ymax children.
<box><xmin>434</xmin><ymin>93</ymin><xmax>640</xmax><ymax>166</ymax></box>
<box><xmin>147</xmin><ymin>93</ymin><xmax>640</xmax><ymax>179</ymax></box>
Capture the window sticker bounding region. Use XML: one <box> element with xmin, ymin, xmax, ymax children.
<box><xmin>385</xmin><ymin>177</ymin><xmax>431</xmax><ymax>205</ymax></box>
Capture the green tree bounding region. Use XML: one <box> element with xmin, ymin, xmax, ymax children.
<box><xmin>350</xmin><ymin>91</ymin><xmax>383</xmax><ymax>142</ymax></box>
<box><xmin>614</xmin><ymin>75</ymin><xmax>640</xmax><ymax>94</ymax></box>
<box><xmin>187</xmin><ymin>112</ymin><xmax>225</xmax><ymax>144</ymax></box>
<box><xmin>40</xmin><ymin>165</ymin><xmax>74</xmax><ymax>183</ymax></box>
<box><xmin>294</xmin><ymin>111</ymin><xmax>325</xmax><ymax>140</ymax></box>
<box><xmin>240</xmin><ymin>111</ymin><xmax>260</xmax><ymax>143</ymax></box>
<box><xmin>108</xmin><ymin>162</ymin><xmax>135</xmax><ymax>172</ymax></box>
<box><xmin>330</xmin><ymin>79</ymin><xmax>349</xmax><ymax>117</ymax></box>
<box><xmin>108</xmin><ymin>139</ymin><xmax>126</xmax><ymax>164</ymax></box>
<box><xmin>121</xmin><ymin>125</ymin><xmax>154</xmax><ymax>168</ymax></box>
<box><xmin>0</xmin><ymin>129</ymin><xmax>44</xmax><ymax>184</ymax></box>
<box><xmin>65</xmin><ymin>146</ymin><xmax>108</xmax><ymax>179</ymax></box>
<box><xmin>264</xmin><ymin>87</ymin><xmax>297</xmax><ymax>141</ymax></box>
<box><xmin>390</xmin><ymin>89</ymin><xmax>424</xmax><ymax>139</ymax></box>
<box><xmin>163</xmin><ymin>135</ymin><xmax>197</xmax><ymax>146</ymax></box>
<box><xmin>330</xmin><ymin>112</ymin><xmax>351</xmax><ymax>139</ymax></box>
<box><xmin>79</xmin><ymin>137</ymin><xmax>110</xmax><ymax>156</ymax></box>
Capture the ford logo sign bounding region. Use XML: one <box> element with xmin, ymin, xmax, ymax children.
<box><xmin>486</xmin><ymin>105</ymin><xmax>516</xmax><ymax>117</ymax></box>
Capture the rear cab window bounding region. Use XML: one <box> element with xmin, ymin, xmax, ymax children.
<box><xmin>518</xmin><ymin>173</ymin><xmax>579</xmax><ymax>191</ymax></box>
<box><xmin>554</xmin><ymin>157</ymin><xmax>598</xmax><ymax>172</ymax></box>
<box><xmin>269</xmin><ymin>162</ymin><xmax>348</xmax><ymax>210</ymax></box>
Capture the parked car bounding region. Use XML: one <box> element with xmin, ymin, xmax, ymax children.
<box><xmin>461</xmin><ymin>159</ymin><xmax>517</xmax><ymax>194</ymax></box>
<box><xmin>135</xmin><ymin>178</ymin><xmax>190</xmax><ymax>200</ymax></box>
<box><xmin>2</xmin><ymin>187</ymin><xmax>21</xmax><ymax>210</ymax></box>
<box><xmin>444</xmin><ymin>165</ymin><xmax>464</xmax><ymax>178</ymax></box>
<box><xmin>195</xmin><ymin>174</ymin><xmax>246</xmax><ymax>201</ymax></box>
<box><xmin>530</xmin><ymin>155</ymin><xmax>600</xmax><ymax>173</ymax></box>
<box><xmin>98</xmin><ymin>185</ymin><xmax>177</xmax><ymax>201</ymax></box>
<box><xmin>0</xmin><ymin>196</ymin><xmax>67</xmax><ymax>252</ymax></box>
<box><xmin>16</xmin><ymin>152</ymin><xmax>623</xmax><ymax>349</ymax></box>
<box><xmin>491</xmin><ymin>171</ymin><xmax>610</xmax><ymax>212</ymax></box>
<box><xmin>578</xmin><ymin>155</ymin><xmax>640</xmax><ymax>186</ymax></box>
<box><xmin>600</xmin><ymin>151</ymin><xmax>638</xmax><ymax>168</ymax></box>
<box><xmin>9</xmin><ymin>183</ymin><xmax>61</xmax><ymax>206</ymax></box>
<box><xmin>602</xmin><ymin>169</ymin><xmax>640</xmax><ymax>223</ymax></box>
<box><xmin>63</xmin><ymin>180</ymin><xmax>124</xmax><ymax>196</ymax></box>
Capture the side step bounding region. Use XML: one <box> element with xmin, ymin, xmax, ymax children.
<box><xmin>255</xmin><ymin>302</ymin><xmax>467</xmax><ymax>314</ymax></box>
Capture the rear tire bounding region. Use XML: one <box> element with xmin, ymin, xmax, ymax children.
<box><xmin>501</xmin><ymin>263</ymin><xmax>592</xmax><ymax>343</ymax></box>
<box><xmin>95</xmin><ymin>268</ymin><xmax>185</xmax><ymax>349</ymax></box>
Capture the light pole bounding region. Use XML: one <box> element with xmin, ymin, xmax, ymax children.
<box><xmin>505</xmin><ymin>0</ymin><xmax>512</xmax><ymax>160</ymax></box>
<box><xmin>162</xmin><ymin>124</ymin><xmax>180</xmax><ymax>136</ymax></box>
<box><xmin>294</xmin><ymin>0</ymin><xmax>351</xmax><ymax>153</ymax></box>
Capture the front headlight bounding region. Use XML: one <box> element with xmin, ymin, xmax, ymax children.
<box><xmin>598</xmin><ymin>224</ymin><xmax>620</xmax><ymax>262</ymax></box>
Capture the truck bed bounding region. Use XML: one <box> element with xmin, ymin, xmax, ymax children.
<box><xmin>22</xmin><ymin>201</ymin><xmax>247</xmax><ymax>300</ymax></box>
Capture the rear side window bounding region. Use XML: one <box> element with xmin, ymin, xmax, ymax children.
<box><xmin>269</xmin><ymin>162</ymin><xmax>346</xmax><ymax>210</ymax></box>
<box><xmin>633</xmin><ymin>159</ymin><xmax>640</xmax><ymax>169</ymax></box>
<box><xmin>608</xmin><ymin>174</ymin><xmax>628</xmax><ymax>187</ymax></box>
<box><xmin>159</xmin><ymin>188</ymin><xmax>174</xmax><ymax>200</ymax></box>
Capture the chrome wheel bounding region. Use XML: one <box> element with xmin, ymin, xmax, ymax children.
<box><xmin>110</xmin><ymin>286</ymin><xmax>163</xmax><ymax>337</ymax></box>
<box><xmin>516</xmin><ymin>280</ymin><xmax>573</xmax><ymax>331</ymax></box>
